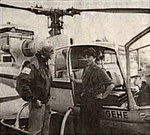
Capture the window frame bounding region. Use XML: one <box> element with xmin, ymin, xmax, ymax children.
<box><xmin>52</xmin><ymin>47</ymin><xmax>71</xmax><ymax>83</ymax></box>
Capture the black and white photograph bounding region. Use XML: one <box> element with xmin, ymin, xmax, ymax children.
<box><xmin>0</xmin><ymin>0</ymin><xmax>150</xmax><ymax>135</ymax></box>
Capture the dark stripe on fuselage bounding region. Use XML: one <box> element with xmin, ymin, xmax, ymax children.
<box><xmin>0</xmin><ymin>73</ymin><xmax>16</xmax><ymax>80</ymax></box>
<box><xmin>0</xmin><ymin>95</ymin><xmax>20</xmax><ymax>103</ymax></box>
<box><xmin>51</xmin><ymin>81</ymin><xmax>72</xmax><ymax>89</ymax></box>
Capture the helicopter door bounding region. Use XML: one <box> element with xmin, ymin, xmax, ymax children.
<box><xmin>68</xmin><ymin>46</ymin><xmax>86</xmax><ymax>106</ymax></box>
<box><xmin>126</xmin><ymin>28</ymin><xmax>150</xmax><ymax>108</ymax></box>
<box><xmin>49</xmin><ymin>47</ymin><xmax>74</xmax><ymax>113</ymax></box>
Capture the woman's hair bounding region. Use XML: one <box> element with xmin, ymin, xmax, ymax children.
<box><xmin>83</xmin><ymin>47</ymin><xmax>96</xmax><ymax>58</ymax></box>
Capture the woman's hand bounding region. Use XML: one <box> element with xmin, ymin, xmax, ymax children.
<box><xmin>96</xmin><ymin>93</ymin><xmax>103</xmax><ymax>99</ymax></box>
<box><xmin>70</xmin><ymin>73</ymin><xmax>82</xmax><ymax>84</ymax></box>
<box><xmin>32</xmin><ymin>99</ymin><xmax>42</xmax><ymax>108</ymax></box>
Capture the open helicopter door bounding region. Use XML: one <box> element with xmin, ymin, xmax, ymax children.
<box><xmin>68</xmin><ymin>45</ymin><xmax>87</xmax><ymax>108</ymax></box>
<box><xmin>125</xmin><ymin>26</ymin><xmax>150</xmax><ymax>110</ymax></box>
<box><xmin>49</xmin><ymin>46</ymin><xmax>75</xmax><ymax>113</ymax></box>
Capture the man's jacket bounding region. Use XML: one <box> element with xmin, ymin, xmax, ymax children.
<box><xmin>16</xmin><ymin>56</ymin><xmax>51</xmax><ymax>104</ymax></box>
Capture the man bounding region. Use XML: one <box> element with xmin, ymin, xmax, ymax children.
<box><xmin>71</xmin><ymin>47</ymin><xmax>114</xmax><ymax>135</ymax></box>
<box><xmin>16</xmin><ymin>44</ymin><xmax>54</xmax><ymax>135</ymax></box>
<box><xmin>137</xmin><ymin>64</ymin><xmax>150</xmax><ymax>106</ymax></box>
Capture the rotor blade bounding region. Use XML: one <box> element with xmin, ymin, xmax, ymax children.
<box><xmin>0</xmin><ymin>3</ymin><xmax>32</xmax><ymax>12</ymax></box>
<box><xmin>69</xmin><ymin>8</ymin><xmax>150</xmax><ymax>14</ymax></box>
<box><xmin>0</xmin><ymin>3</ymin><xmax>52</xmax><ymax>16</ymax></box>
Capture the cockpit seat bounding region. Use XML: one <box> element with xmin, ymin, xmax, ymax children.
<box><xmin>107</xmin><ymin>71</ymin><xmax>122</xmax><ymax>87</ymax></box>
<box><xmin>101</xmin><ymin>71</ymin><xmax>127</xmax><ymax>106</ymax></box>
<box><xmin>102</xmin><ymin>91</ymin><xmax>127</xmax><ymax>106</ymax></box>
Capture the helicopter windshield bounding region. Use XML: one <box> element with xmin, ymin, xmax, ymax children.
<box><xmin>70</xmin><ymin>45</ymin><xmax>123</xmax><ymax>79</ymax></box>
<box><xmin>128</xmin><ymin>32</ymin><xmax>150</xmax><ymax>107</ymax></box>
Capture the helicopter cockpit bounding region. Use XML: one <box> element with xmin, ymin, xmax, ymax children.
<box><xmin>49</xmin><ymin>44</ymin><xmax>127</xmax><ymax>112</ymax></box>
<box><xmin>69</xmin><ymin>45</ymin><xmax>126</xmax><ymax>106</ymax></box>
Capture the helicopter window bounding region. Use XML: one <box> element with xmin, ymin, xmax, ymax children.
<box><xmin>104</xmin><ymin>51</ymin><xmax>116</xmax><ymax>64</ymax></box>
<box><xmin>0</xmin><ymin>54</ymin><xmax>13</xmax><ymax>62</ymax></box>
<box><xmin>54</xmin><ymin>49</ymin><xmax>69</xmax><ymax>82</ymax></box>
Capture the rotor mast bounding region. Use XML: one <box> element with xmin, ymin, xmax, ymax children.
<box><xmin>46</xmin><ymin>7</ymin><xmax>80</xmax><ymax>37</ymax></box>
<box><xmin>48</xmin><ymin>11</ymin><xmax>63</xmax><ymax>37</ymax></box>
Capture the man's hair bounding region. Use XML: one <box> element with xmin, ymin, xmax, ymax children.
<box><xmin>39</xmin><ymin>46</ymin><xmax>54</xmax><ymax>56</ymax></box>
<box><xmin>83</xmin><ymin>47</ymin><xmax>96</xmax><ymax>58</ymax></box>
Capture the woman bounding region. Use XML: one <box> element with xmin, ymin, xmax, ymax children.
<box><xmin>71</xmin><ymin>47</ymin><xmax>114</xmax><ymax>135</ymax></box>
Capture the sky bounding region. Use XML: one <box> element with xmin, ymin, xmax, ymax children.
<box><xmin>0</xmin><ymin>0</ymin><xmax>150</xmax><ymax>46</ymax></box>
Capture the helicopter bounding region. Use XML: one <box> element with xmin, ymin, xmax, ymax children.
<box><xmin>0</xmin><ymin>2</ymin><xmax>150</xmax><ymax>135</ymax></box>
